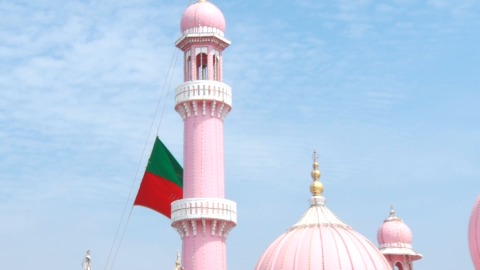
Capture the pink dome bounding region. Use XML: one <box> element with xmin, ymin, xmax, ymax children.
<box><xmin>256</xmin><ymin>196</ymin><xmax>391</xmax><ymax>270</ymax></box>
<box><xmin>377</xmin><ymin>208</ymin><xmax>413</xmax><ymax>246</ymax></box>
<box><xmin>180</xmin><ymin>0</ymin><xmax>226</xmax><ymax>34</ymax></box>
<box><xmin>469</xmin><ymin>195</ymin><xmax>480</xmax><ymax>269</ymax></box>
<box><xmin>377</xmin><ymin>207</ymin><xmax>422</xmax><ymax>260</ymax></box>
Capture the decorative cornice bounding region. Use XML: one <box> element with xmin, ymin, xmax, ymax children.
<box><xmin>171</xmin><ymin>198</ymin><xmax>237</xmax><ymax>222</ymax></box>
<box><xmin>183</xmin><ymin>102</ymin><xmax>191</xmax><ymax>118</ymax></box>
<box><xmin>380</xmin><ymin>247</ymin><xmax>423</xmax><ymax>260</ymax></box>
<box><xmin>211</xmin><ymin>101</ymin><xmax>216</xmax><ymax>117</ymax></box>
<box><xmin>177</xmin><ymin>101</ymin><xmax>230</xmax><ymax>120</ymax></box>
<box><xmin>171</xmin><ymin>198</ymin><xmax>237</xmax><ymax>239</ymax></box>
<box><xmin>175</xmin><ymin>80</ymin><xmax>232</xmax><ymax>106</ymax></box>
<box><xmin>175</xmin><ymin>30</ymin><xmax>231</xmax><ymax>51</ymax></box>
<box><xmin>191</xmin><ymin>220</ymin><xmax>197</xmax><ymax>236</ymax></box>
<box><xmin>175</xmin><ymin>80</ymin><xmax>232</xmax><ymax>120</ymax></box>
<box><xmin>212</xmin><ymin>219</ymin><xmax>217</xmax><ymax>236</ymax></box>
<box><xmin>379</xmin><ymin>242</ymin><xmax>413</xmax><ymax>249</ymax></box>
<box><xmin>182</xmin><ymin>27</ymin><xmax>226</xmax><ymax>37</ymax></box>
<box><xmin>192</xmin><ymin>101</ymin><xmax>198</xmax><ymax>116</ymax></box>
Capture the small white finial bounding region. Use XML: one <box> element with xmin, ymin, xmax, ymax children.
<box><xmin>82</xmin><ymin>250</ymin><xmax>91</xmax><ymax>270</ymax></box>
<box><xmin>174</xmin><ymin>251</ymin><xmax>183</xmax><ymax>270</ymax></box>
<box><xmin>385</xmin><ymin>205</ymin><xmax>402</xmax><ymax>222</ymax></box>
<box><xmin>390</xmin><ymin>205</ymin><xmax>395</xmax><ymax>216</ymax></box>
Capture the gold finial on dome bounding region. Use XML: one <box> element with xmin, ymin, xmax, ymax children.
<box><xmin>309</xmin><ymin>150</ymin><xmax>324</xmax><ymax>196</ymax></box>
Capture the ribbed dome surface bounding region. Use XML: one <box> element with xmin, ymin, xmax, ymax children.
<box><xmin>469</xmin><ymin>196</ymin><xmax>480</xmax><ymax>269</ymax></box>
<box><xmin>378</xmin><ymin>210</ymin><xmax>412</xmax><ymax>246</ymax></box>
<box><xmin>256</xmin><ymin>196</ymin><xmax>391</xmax><ymax>270</ymax></box>
<box><xmin>377</xmin><ymin>208</ymin><xmax>422</xmax><ymax>260</ymax></box>
<box><xmin>180</xmin><ymin>0</ymin><xmax>226</xmax><ymax>34</ymax></box>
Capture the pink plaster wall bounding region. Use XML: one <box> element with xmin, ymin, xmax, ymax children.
<box><xmin>181</xmin><ymin>220</ymin><xmax>227</xmax><ymax>270</ymax></box>
<box><xmin>384</xmin><ymin>254</ymin><xmax>413</xmax><ymax>270</ymax></box>
<box><xmin>183</xmin><ymin>103</ymin><xmax>225</xmax><ymax>198</ymax></box>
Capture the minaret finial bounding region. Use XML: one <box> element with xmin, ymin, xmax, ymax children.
<box><xmin>309</xmin><ymin>150</ymin><xmax>324</xmax><ymax>196</ymax></box>
<box><xmin>174</xmin><ymin>251</ymin><xmax>182</xmax><ymax>270</ymax></box>
<box><xmin>82</xmin><ymin>250</ymin><xmax>91</xmax><ymax>270</ymax></box>
<box><xmin>390</xmin><ymin>205</ymin><xmax>395</xmax><ymax>216</ymax></box>
<box><xmin>385</xmin><ymin>205</ymin><xmax>401</xmax><ymax>222</ymax></box>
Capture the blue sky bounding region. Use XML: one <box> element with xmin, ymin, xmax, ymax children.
<box><xmin>1</xmin><ymin>0</ymin><xmax>479</xmax><ymax>269</ymax></box>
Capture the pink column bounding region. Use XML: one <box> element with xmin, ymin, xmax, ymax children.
<box><xmin>183</xmin><ymin>106</ymin><xmax>225</xmax><ymax>198</ymax></box>
<box><xmin>171</xmin><ymin>2</ymin><xmax>236</xmax><ymax>269</ymax></box>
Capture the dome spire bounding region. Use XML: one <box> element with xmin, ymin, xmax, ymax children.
<box><xmin>385</xmin><ymin>205</ymin><xmax>401</xmax><ymax>222</ymax></box>
<box><xmin>256</xmin><ymin>151</ymin><xmax>391</xmax><ymax>270</ymax></box>
<box><xmin>309</xmin><ymin>150</ymin><xmax>324</xmax><ymax>196</ymax></box>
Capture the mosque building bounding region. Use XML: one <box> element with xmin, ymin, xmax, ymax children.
<box><xmin>164</xmin><ymin>0</ymin><xmax>478</xmax><ymax>269</ymax></box>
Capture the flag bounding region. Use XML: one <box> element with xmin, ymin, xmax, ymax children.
<box><xmin>134</xmin><ymin>137</ymin><xmax>183</xmax><ymax>218</ymax></box>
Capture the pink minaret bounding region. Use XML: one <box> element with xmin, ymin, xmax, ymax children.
<box><xmin>170</xmin><ymin>1</ymin><xmax>237</xmax><ymax>270</ymax></box>
<box><xmin>377</xmin><ymin>207</ymin><xmax>422</xmax><ymax>270</ymax></box>
<box><xmin>469</xmin><ymin>195</ymin><xmax>480</xmax><ymax>270</ymax></box>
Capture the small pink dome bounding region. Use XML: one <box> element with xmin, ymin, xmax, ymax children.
<box><xmin>377</xmin><ymin>209</ymin><xmax>413</xmax><ymax>246</ymax></box>
<box><xmin>180</xmin><ymin>1</ymin><xmax>226</xmax><ymax>34</ymax></box>
<box><xmin>377</xmin><ymin>207</ymin><xmax>422</xmax><ymax>260</ymax></box>
<box><xmin>469</xmin><ymin>195</ymin><xmax>480</xmax><ymax>269</ymax></box>
<box><xmin>256</xmin><ymin>197</ymin><xmax>390</xmax><ymax>270</ymax></box>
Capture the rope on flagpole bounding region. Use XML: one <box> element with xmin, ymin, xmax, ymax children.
<box><xmin>158</xmin><ymin>47</ymin><xmax>180</xmax><ymax>135</ymax></box>
<box><xmin>104</xmin><ymin>46</ymin><xmax>179</xmax><ymax>270</ymax></box>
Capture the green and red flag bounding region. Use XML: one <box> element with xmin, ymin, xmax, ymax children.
<box><xmin>134</xmin><ymin>137</ymin><xmax>183</xmax><ymax>218</ymax></box>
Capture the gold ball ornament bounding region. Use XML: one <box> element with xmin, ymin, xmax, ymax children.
<box><xmin>311</xmin><ymin>169</ymin><xmax>320</xmax><ymax>180</ymax></box>
<box><xmin>310</xmin><ymin>180</ymin><xmax>324</xmax><ymax>196</ymax></box>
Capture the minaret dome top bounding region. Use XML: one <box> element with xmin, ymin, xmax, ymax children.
<box><xmin>377</xmin><ymin>206</ymin><xmax>413</xmax><ymax>246</ymax></box>
<box><xmin>180</xmin><ymin>0</ymin><xmax>226</xmax><ymax>34</ymax></box>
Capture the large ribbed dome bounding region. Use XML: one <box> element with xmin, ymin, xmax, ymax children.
<box><xmin>469</xmin><ymin>195</ymin><xmax>480</xmax><ymax>269</ymax></box>
<box><xmin>255</xmin><ymin>154</ymin><xmax>390</xmax><ymax>270</ymax></box>
<box><xmin>377</xmin><ymin>207</ymin><xmax>422</xmax><ymax>260</ymax></box>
